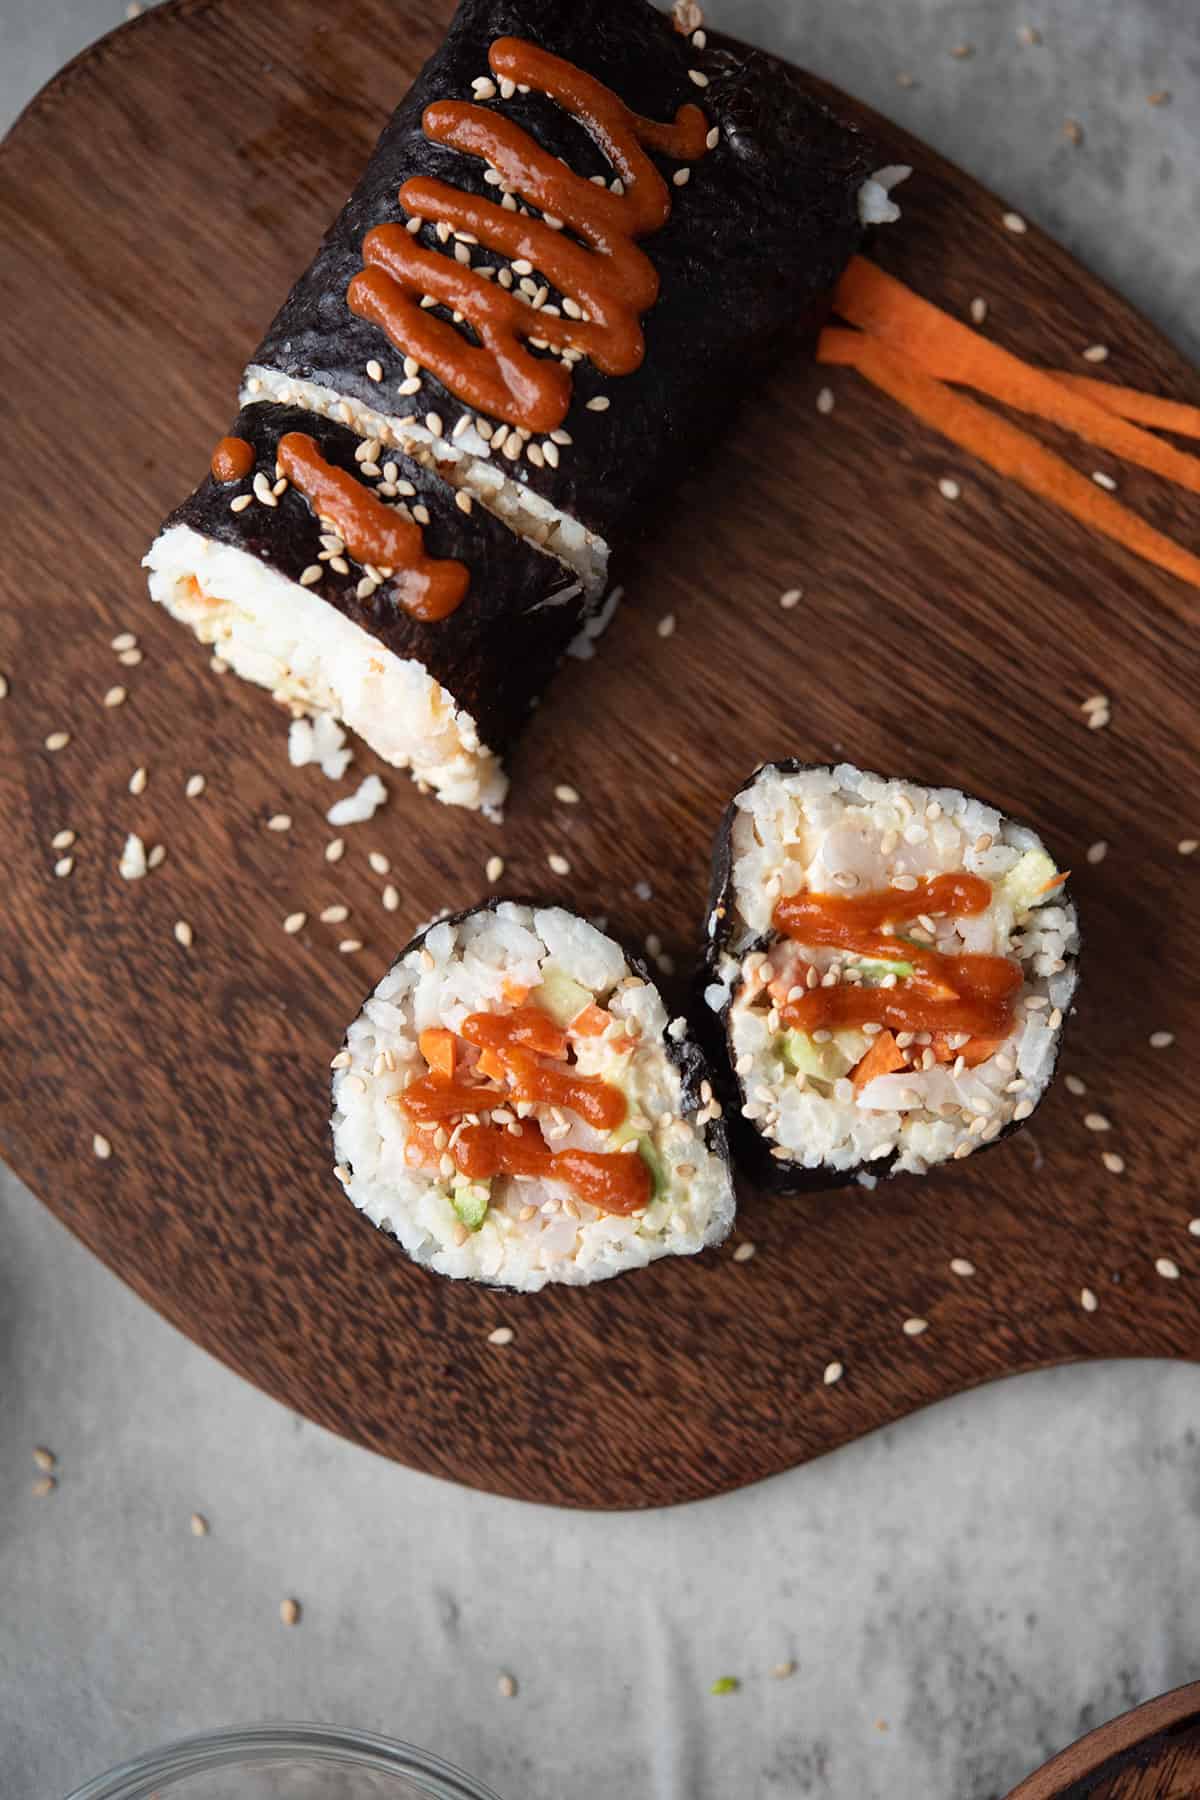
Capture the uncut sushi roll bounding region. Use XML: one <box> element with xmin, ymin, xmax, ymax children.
<box><xmin>703</xmin><ymin>762</ymin><xmax>1079</xmax><ymax>1190</ymax></box>
<box><xmin>145</xmin><ymin>404</ymin><xmax>585</xmax><ymax>812</ymax></box>
<box><xmin>242</xmin><ymin>0</ymin><xmax>889</xmax><ymax>591</ymax></box>
<box><xmin>332</xmin><ymin>901</ymin><xmax>735</xmax><ymax>1290</ymax></box>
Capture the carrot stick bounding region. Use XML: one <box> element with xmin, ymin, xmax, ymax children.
<box><xmin>1033</xmin><ymin>870</ymin><xmax>1070</xmax><ymax>896</ymax></box>
<box><xmin>831</xmin><ymin>258</ymin><xmax>1200</xmax><ymax>497</ymax></box>
<box><xmin>418</xmin><ymin>1027</ymin><xmax>456</xmax><ymax>1078</ymax></box>
<box><xmin>1048</xmin><ymin>374</ymin><xmax>1200</xmax><ymax>441</ymax></box>
<box><xmin>816</xmin><ymin>329</ymin><xmax>1200</xmax><ymax>592</ymax></box>
<box><xmin>572</xmin><ymin>1003</ymin><xmax>612</xmax><ymax>1037</ymax></box>
<box><xmin>851</xmin><ymin>1029</ymin><xmax>908</xmax><ymax>1092</ymax></box>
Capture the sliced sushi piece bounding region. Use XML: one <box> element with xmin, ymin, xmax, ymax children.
<box><xmin>332</xmin><ymin>900</ymin><xmax>735</xmax><ymax>1289</ymax></box>
<box><xmin>703</xmin><ymin>761</ymin><xmax>1079</xmax><ymax>1190</ymax></box>
<box><xmin>144</xmin><ymin>404</ymin><xmax>586</xmax><ymax>813</ymax></box>
<box><xmin>242</xmin><ymin>0</ymin><xmax>884</xmax><ymax>592</ymax></box>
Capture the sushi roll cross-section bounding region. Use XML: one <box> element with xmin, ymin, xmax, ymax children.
<box><xmin>333</xmin><ymin>902</ymin><xmax>735</xmax><ymax>1290</ymax></box>
<box><xmin>704</xmin><ymin>763</ymin><xmax>1079</xmax><ymax>1189</ymax></box>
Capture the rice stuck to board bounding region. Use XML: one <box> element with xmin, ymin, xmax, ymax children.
<box><xmin>333</xmin><ymin>902</ymin><xmax>735</xmax><ymax>1290</ymax></box>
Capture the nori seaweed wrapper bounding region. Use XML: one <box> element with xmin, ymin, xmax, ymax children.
<box><xmin>247</xmin><ymin>0</ymin><xmax>879</xmax><ymax>548</ymax></box>
<box><xmin>165</xmin><ymin>402</ymin><xmax>585</xmax><ymax>755</ymax></box>
<box><xmin>700</xmin><ymin>760</ymin><xmax>1079</xmax><ymax>1195</ymax></box>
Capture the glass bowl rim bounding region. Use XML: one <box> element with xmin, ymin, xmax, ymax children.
<box><xmin>62</xmin><ymin>1721</ymin><xmax>505</xmax><ymax>1800</ymax></box>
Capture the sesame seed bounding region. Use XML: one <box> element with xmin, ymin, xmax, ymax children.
<box><xmin>325</xmin><ymin>838</ymin><xmax>345</xmax><ymax>863</ymax></box>
<box><xmin>673</xmin><ymin>167</ymin><xmax>691</xmax><ymax>187</ymax></box>
<box><xmin>1092</xmin><ymin>470</ymin><xmax>1117</xmax><ymax>491</ymax></box>
<box><xmin>190</xmin><ymin>1512</ymin><xmax>209</xmax><ymax>1536</ymax></box>
<box><xmin>969</xmin><ymin>297</ymin><xmax>988</xmax><ymax>324</ymax></box>
<box><xmin>950</xmin><ymin>1257</ymin><xmax>975</xmax><ymax>1277</ymax></box>
<box><xmin>52</xmin><ymin>854</ymin><xmax>73</xmax><ymax>878</ymax></box>
<box><xmin>733</xmin><ymin>1242</ymin><xmax>756</xmax><ymax>1263</ymax></box>
<box><xmin>1086</xmin><ymin>708</ymin><xmax>1110</xmax><ymax>731</ymax></box>
<box><xmin>706</xmin><ymin>126</ymin><xmax>720</xmax><ymax>148</ymax></box>
<box><xmin>487</xmin><ymin>1326</ymin><xmax>514</xmax><ymax>1346</ymax></box>
<box><xmin>1086</xmin><ymin>839</ymin><xmax>1107</xmax><ymax>863</ymax></box>
<box><xmin>1149</xmin><ymin>1031</ymin><xmax>1174</xmax><ymax>1049</ymax></box>
<box><xmin>1083</xmin><ymin>1111</ymin><xmax>1111</xmax><ymax>1132</ymax></box>
<box><xmin>330</xmin><ymin>1051</ymin><xmax>352</xmax><ymax>1069</ymax></box>
<box><xmin>382</xmin><ymin>884</ymin><xmax>400</xmax><ymax>911</ymax></box>
<box><xmin>52</xmin><ymin>829</ymin><xmax>76</xmax><ymax>850</ymax></box>
<box><xmin>1178</xmin><ymin>839</ymin><xmax>1198</xmax><ymax>856</ymax></box>
<box><xmin>366</xmin><ymin>358</ymin><xmax>383</xmax><ymax>381</ymax></box>
<box><xmin>283</xmin><ymin>912</ymin><xmax>306</xmax><ymax>935</ymax></box>
<box><xmin>454</xmin><ymin>490</ymin><xmax>473</xmax><ymax>514</ymax></box>
<box><xmin>657</xmin><ymin>612</ymin><xmax>676</xmax><ymax>638</ymax></box>
<box><xmin>938</xmin><ymin>477</ymin><xmax>961</xmax><ymax>500</ymax></box>
<box><xmin>1155</xmin><ymin>1257</ymin><xmax>1181</xmax><ymax>1281</ymax></box>
<box><xmin>816</xmin><ymin>386</ymin><xmax>834</xmax><ymax>414</ymax></box>
<box><xmin>1189</xmin><ymin>1220</ymin><xmax>1200</xmax><ymax>1239</ymax></box>
<box><xmin>280</xmin><ymin>1598</ymin><xmax>301</xmax><ymax>1627</ymax></box>
<box><xmin>1003</xmin><ymin>211</ymin><xmax>1027</xmax><ymax>234</ymax></box>
<box><xmin>265</xmin><ymin>813</ymin><xmax>291</xmax><ymax>834</ymax></box>
<box><xmin>779</xmin><ymin>587</ymin><xmax>803</xmax><ymax>610</ymax></box>
<box><xmin>33</xmin><ymin>1446</ymin><xmax>56</xmax><ymax>1471</ymax></box>
<box><xmin>1082</xmin><ymin>344</ymin><xmax>1109</xmax><ymax>363</ymax></box>
<box><xmin>230</xmin><ymin>493</ymin><xmax>253</xmax><ymax>513</ymax></box>
<box><xmin>1012</xmin><ymin>1099</ymin><xmax>1035</xmax><ymax>1121</ymax></box>
<box><xmin>425</xmin><ymin>412</ymin><xmax>444</xmax><ymax>437</ymax></box>
<box><xmin>586</xmin><ymin>395</ymin><xmax>610</xmax><ymax>412</ymax></box>
<box><xmin>173</xmin><ymin>920</ymin><xmax>194</xmax><ymax>949</ymax></box>
<box><xmin>554</xmin><ymin>783</ymin><xmax>580</xmax><ymax>804</ymax></box>
<box><xmin>896</xmin><ymin>70</ymin><xmax>916</xmax><ymax>88</ymax></box>
<box><xmin>687</xmin><ymin>68</ymin><xmax>709</xmax><ymax>87</ymax></box>
<box><xmin>146</xmin><ymin>844</ymin><xmax>166</xmax><ymax>871</ymax></box>
<box><xmin>485</xmin><ymin>855</ymin><xmax>505</xmax><ymax>883</ymax></box>
<box><xmin>1101</xmin><ymin>1151</ymin><xmax>1125</xmax><ymax>1173</ymax></box>
<box><xmin>93</xmin><ymin>1133</ymin><xmax>112</xmax><ymax>1160</ymax></box>
<box><xmin>547</xmin><ymin>852</ymin><xmax>571</xmax><ymax>876</ymax></box>
<box><xmin>902</xmin><ymin>1317</ymin><xmax>928</xmax><ymax>1337</ymax></box>
<box><xmin>891</xmin><ymin>873</ymin><xmax>919</xmax><ymax>891</ymax></box>
<box><xmin>368</xmin><ymin>851</ymin><xmax>390</xmax><ymax>875</ymax></box>
<box><xmin>185</xmin><ymin>774</ymin><xmax>205</xmax><ymax>798</ymax></box>
<box><xmin>823</xmin><ymin>1360</ymin><xmax>843</xmax><ymax>1386</ymax></box>
<box><xmin>497</xmin><ymin>1673</ymin><xmax>517</xmax><ymax>1698</ymax></box>
<box><xmin>1063</xmin><ymin>118</ymin><xmax>1083</xmax><ymax>144</ymax></box>
<box><xmin>1080</xmin><ymin>1287</ymin><xmax>1098</xmax><ymax>1312</ymax></box>
<box><xmin>339</xmin><ymin>939</ymin><xmax>363</xmax><ymax>955</ymax></box>
<box><xmin>299</xmin><ymin>565</ymin><xmax>322</xmax><ymax>587</ymax></box>
<box><xmin>0</xmin><ymin>674</ymin><xmax>7</xmax><ymax>698</ymax></box>
<box><xmin>44</xmin><ymin>731</ymin><xmax>70</xmax><ymax>752</ymax></box>
<box><xmin>321</xmin><ymin>905</ymin><xmax>349</xmax><ymax>924</ymax></box>
<box><xmin>33</xmin><ymin>1476</ymin><xmax>56</xmax><ymax>1498</ymax></box>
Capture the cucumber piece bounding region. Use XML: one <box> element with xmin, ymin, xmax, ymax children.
<box><xmin>451</xmin><ymin>1178</ymin><xmax>490</xmax><ymax>1232</ymax></box>
<box><xmin>779</xmin><ymin>1029</ymin><xmax>853</xmax><ymax>1082</ymax></box>
<box><xmin>1002</xmin><ymin>848</ymin><xmax>1058</xmax><ymax>911</ymax></box>
<box><xmin>853</xmin><ymin>954</ymin><xmax>915</xmax><ymax>984</ymax></box>
<box><xmin>637</xmin><ymin>1136</ymin><xmax>668</xmax><ymax>1201</ymax></box>
<box><xmin>533</xmin><ymin>961</ymin><xmax>593</xmax><ymax>1028</ymax></box>
<box><xmin>832</xmin><ymin>1028</ymin><xmax>871</xmax><ymax>1068</ymax></box>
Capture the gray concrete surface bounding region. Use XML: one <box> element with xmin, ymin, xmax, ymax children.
<box><xmin>3</xmin><ymin>3</ymin><xmax>1199</xmax><ymax>1798</ymax></box>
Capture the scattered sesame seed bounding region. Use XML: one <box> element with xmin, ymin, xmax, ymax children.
<box><xmin>33</xmin><ymin>1447</ymin><xmax>56</xmax><ymax>1471</ymax></box>
<box><xmin>1086</xmin><ymin>839</ymin><xmax>1107</xmax><ymax>864</ymax></box>
<box><xmin>33</xmin><ymin>1476</ymin><xmax>56</xmax><ymax>1498</ymax></box>
<box><xmin>1083</xmin><ymin>1111</ymin><xmax>1111</xmax><ymax>1132</ymax></box>
<box><xmin>366</xmin><ymin>358</ymin><xmax>383</xmax><ymax>382</ymax></box>
<box><xmin>1148</xmin><ymin>1031</ymin><xmax>1174</xmax><ymax>1049</ymax></box>
<box><xmin>1156</xmin><ymin>1257</ymin><xmax>1181</xmax><ymax>1281</ymax></box>
<box><xmin>283</xmin><ymin>912</ymin><xmax>306</xmax><ymax>935</ymax></box>
<box><xmin>320</xmin><ymin>905</ymin><xmax>349</xmax><ymax>925</ymax></box>
<box><xmin>656</xmin><ymin>613</ymin><xmax>676</xmax><ymax>638</ymax></box>
<box><xmin>280</xmin><ymin>1598</ymin><xmax>301</xmax><ymax>1626</ymax></box>
<box><xmin>1092</xmin><ymin>470</ymin><xmax>1117</xmax><ymax>491</ymax></box>
<box><xmin>902</xmin><ymin>1317</ymin><xmax>928</xmax><ymax>1337</ymax></box>
<box><xmin>92</xmin><ymin>1133</ymin><xmax>112</xmax><ymax>1160</ymax></box>
<box><xmin>772</xmin><ymin>1661</ymin><xmax>797</xmax><ymax>1679</ymax></box>
<box><xmin>51</xmin><ymin>829</ymin><xmax>75</xmax><ymax>851</ymax></box>
<box><xmin>147</xmin><ymin>844</ymin><xmax>166</xmax><ymax>871</ymax></box>
<box><xmin>485</xmin><ymin>855</ymin><xmax>505</xmax><ymax>883</ymax></box>
<box><xmin>487</xmin><ymin>1326</ymin><xmax>514</xmax><ymax>1346</ymax></box>
<box><xmin>230</xmin><ymin>493</ymin><xmax>253</xmax><ymax>514</ymax></box>
<box><xmin>52</xmin><ymin>855</ymin><xmax>74</xmax><ymax>878</ymax></box>
<box><xmin>687</xmin><ymin>68</ymin><xmax>709</xmax><ymax>87</ymax></box>
<box><xmin>733</xmin><ymin>1242</ymin><xmax>756</xmax><ymax>1263</ymax></box>
<box><xmin>325</xmin><ymin>838</ymin><xmax>346</xmax><ymax>863</ymax></box>
<box><xmin>1080</xmin><ymin>1287</ymin><xmax>1098</xmax><ymax>1312</ymax></box>
<box><xmin>173</xmin><ymin>920</ymin><xmax>194</xmax><ymax>949</ymax></box>
<box><xmin>816</xmin><ymin>386</ymin><xmax>835</xmax><ymax>415</ymax></box>
<box><xmin>111</xmin><ymin>631</ymin><xmax>137</xmax><ymax>652</ymax></box>
<box><xmin>585</xmin><ymin>395</ymin><xmax>610</xmax><ymax>411</ymax></box>
<box><xmin>673</xmin><ymin>167</ymin><xmax>691</xmax><ymax>187</ymax></box>
<box><xmin>938</xmin><ymin>477</ymin><xmax>961</xmax><ymax>501</ymax></box>
<box><xmin>382</xmin><ymin>884</ymin><xmax>400</xmax><ymax>912</ymax></box>
<box><xmin>1178</xmin><ymin>839</ymin><xmax>1197</xmax><ymax>856</ymax></box>
<box><xmin>339</xmin><ymin>939</ymin><xmax>364</xmax><ymax>955</ymax></box>
<box><xmin>896</xmin><ymin>70</ymin><xmax>916</xmax><ymax>88</ymax></box>
<box><xmin>554</xmin><ymin>783</ymin><xmax>580</xmax><ymax>804</ymax></box>
<box><xmin>950</xmin><ymin>1257</ymin><xmax>975</xmax><ymax>1277</ymax></box>
<box><xmin>1082</xmin><ymin>343</ymin><xmax>1109</xmax><ymax>364</ymax></box>
<box><xmin>190</xmin><ymin>1513</ymin><xmax>209</xmax><ymax>1536</ymax></box>
<box><xmin>823</xmin><ymin>1360</ymin><xmax>843</xmax><ymax>1386</ymax></box>
<box><xmin>299</xmin><ymin>565</ymin><xmax>322</xmax><ymax>587</ymax></box>
<box><xmin>44</xmin><ymin>731</ymin><xmax>70</xmax><ymax>752</ymax></box>
<box><xmin>1012</xmin><ymin>1099</ymin><xmax>1035</xmax><ymax>1121</ymax></box>
<box><xmin>1065</xmin><ymin>1074</ymin><xmax>1086</xmax><ymax>1096</ymax></box>
<box><xmin>969</xmin><ymin>296</ymin><xmax>988</xmax><ymax>324</ymax></box>
<box><xmin>267</xmin><ymin>813</ymin><xmax>291</xmax><ymax>832</ymax></box>
<box><xmin>779</xmin><ymin>587</ymin><xmax>803</xmax><ymax>610</ymax></box>
<box><xmin>1101</xmin><ymin>1150</ymin><xmax>1125</xmax><ymax>1174</ymax></box>
<box><xmin>0</xmin><ymin>674</ymin><xmax>8</xmax><ymax>698</ymax></box>
<box><xmin>1146</xmin><ymin>89</ymin><xmax>1171</xmax><ymax>106</ymax></box>
<box><xmin>368</xmin><ymin>851</ymin><xmax>390</xmax><ymax>875</ymax></box>
<box><xmin>497</xmin><ymin>1673</ymin><xmax>517</xmax><ymax>1698</ymax></box>
<box><xmin>1003</xmin><ymin>211</ymin><xmax>1028</xmax><ymax>234</ymax></box>
<box><xmin>186</xmin><ymin>774</ymin><xmax>206</xmax><ymax>798</ymax></box>
<box><xmin>547</xmin><ymin>852</ymin><xmax>571</xmax><ymax>876</ymax></box>
<box><xmin>1189</xmin><ymin>1220</ymin><xmax>1200</xmax><ymax>1239</ymax></box>
<box><xmin>706</xmin><ymin>125</ymin><xmax>720</xmax><ymax>148</ymax></box>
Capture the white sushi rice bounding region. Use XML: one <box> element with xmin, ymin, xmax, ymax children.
<box><xmin>333</xmin><ymin>903</ymin><xmax>735</xmax><ymax>1290</ymax></box>
<box><xmin>289</xmin><ymin>713</ymin><xmax>354</xmax><ymax>780</ymax></box>
<box><xmin>705</xmin><ymin>764</ymin><xmax>1079</xmax><ymax>1178</ymax></box>
<box><xmin>858</xmin><ymin>165</ymin><xmax>912</xmax><ymax>227</ymax></box>
<box><xmin>241</xmin><ymin>368</ymin><xmax>609</xmax><ymax>596</ymax></box>
<box><xmin>144</xmin><ymin>523</ymin><xmax>507</xmax><ymax>813</ymax></box>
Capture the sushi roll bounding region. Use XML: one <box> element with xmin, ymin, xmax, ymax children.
<box><xmin>145</xmin><ymin>404</ymin><xmax>585</xmax><ymax>813</ymax></box>
<box><xmin>703</xmin><ymin>762</ymin><xmax>1079</xmax><ymax>1189</ymax></box>
<box><xmin>332</xmin><ymin>900</ymin><xmax>735</xmax><ymax>1289</ymax></box>
<box><xmin>242</xmin><ymin>0</ymin><xmax>886</xmax><ymax>590</ymax></box>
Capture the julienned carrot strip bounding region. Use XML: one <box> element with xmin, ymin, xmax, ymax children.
<box><xmin>418</xmin><ymin>1027</ymin><xmax>456</xmax><ymax>1078</ymax></box>
<box><xmin>1049</xmin><ymin>373</ymin><xmax>1200</xmax><ymax>441</ymax></box>
<box><xmin>815</xmin><ymin>330</ymin><xmax>1200</xmax><ymax>593</ymax></box>
<box><xmin>572</xmin><ymin>1003</ymin><xmax>612</xmax><ymax>1037</ymax></box>
<box><xmin>851</xmin><ymin>1029</ymin><xmax>907</xmax><ymax>1092</ymax></box>
<box><xmin>831</xmin><ymin>258</ymin><xmax>1200</xmax><ymax>497</ymax></box>
<box><xmin>1033</xmin><ymin>871</ymin><xmax>1070</xmax><ymax>896</ymax></box>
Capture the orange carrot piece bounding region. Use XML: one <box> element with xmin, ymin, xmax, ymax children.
<box><xmin>1033</xmin><ymin>870</ymin><xmax>1070</xmax><ymax>896</ymax></box>
<box><xmin>1049</xmin><ymin>373</ymin><xmax>1200</xmax><ymax>441</ymax></box>
<box><xmin>572</xmin><ymin>1002</ymin><xmax>612</xmax><ymax>1036</ymax></box>
<box><xmin>501</xmin><ymin>979</ymin><xmax>530</xmax><ymax>1005</ymax></box>
<box><xmin>476</xmin><ymin>1047</ymin><xmax>507</xmax><ymax>1083</ymax></box>
<box><xmin>815</xmin><ymin>329</ymin><xmax>1200</xmax><ymax>593</ymax></box>
<box><xmin>418</xmin><ymin>1027</ymin><xmax>456</xmax><ymax>1078</ymax></box>
<box><xmin>830</xmin><ymin>258</ymin><xmax>1200</xmax><ymax>497</ymax></box>
<box><xmin>851</xmin><ymin>1029</ymin><xmax>908</xmax><ymax>1092</ymax></box>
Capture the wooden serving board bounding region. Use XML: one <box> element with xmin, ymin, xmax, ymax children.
<box><xmin>1</xmin><ymin>0</ymin><xmax>1197</xmax><ymax>1510</ymax></box>
<box><xmin>1006</xmin><ymin>1681</ymin><xmax>1200</xmax><ymax>1799</ymax></box>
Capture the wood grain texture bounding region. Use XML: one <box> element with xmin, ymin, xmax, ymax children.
<box><xmin>0</xmin><ymin>0</ymin><xmax>1197</xmax><ymax>1509</ymax></box>
<box><xmin>1006</xmin><ymin>1682</ymin><xmax>1200</xmax><ymax>1799</ymax></box>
